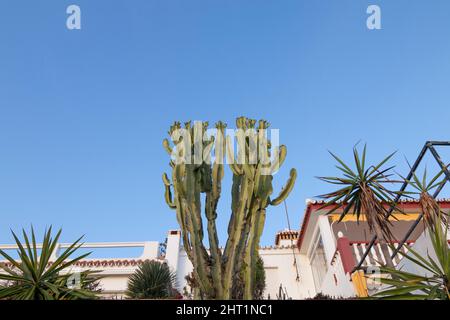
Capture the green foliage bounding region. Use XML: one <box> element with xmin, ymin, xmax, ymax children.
<box><xmin>253</xmin><ymin>256</ymin><xmax>266</xmax><ymax>299</ymax></box>
<box><xmin>306</xmin><ymin>293</ymin><xmax>356</xmax><ymax>300</ymax></box>
<box><xmin>0</xmin><ymin>226</ymin><xmax>99</xmax><ymax>300</ymax></box>
<box><xmin>232</xmin><ymin>255</ymin><xmax>266</xmax><ymax>300</ymax></box>
<box><xmin>318</xmin><ymin>144</ymin><xmax>398</xmax><ymax>267</ymax></box>
<box><xmin>318</xmin><ymin>144</ymin><xmax>397</xmax><ymax>232</ymax></box>
<box><xmin>372</xmin><ymin>213</ymin><xmax>450</xmax><ymax>300</ymax></box>
<box><xmin>162</xmin><ymin>117</ymin><xmax>296</xmax><ymax>299</ymax></box>
<box><xmin>126</xmin><ymin>261</ymin><xmax>177</xmax><ymax>299</ymax></box>
<box><xmin>399</xmin><ymin>167</ymin><xmax>448</xmax><ymax>230</ymax></box>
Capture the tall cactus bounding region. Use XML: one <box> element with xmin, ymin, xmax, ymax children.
<box><xmin>162</xmin><ymin>117</ymin><xmax>297</xmax><ymax>299</ymax></box>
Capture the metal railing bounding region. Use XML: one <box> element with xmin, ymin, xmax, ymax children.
<box><xmin>352</xmin><ymin>141</ymin><xmax>450</xmax><ymax>273</ymax></box>
<box><xmin>0</xmin><ymin>241</ymin><xmax>160</xmax><ymax>260</ymax></box>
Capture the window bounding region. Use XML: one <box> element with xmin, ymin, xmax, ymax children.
<box><xmin>310</xmin><ymin>233</ymin><xmax>328</xmax><ymax>291</ymax></box>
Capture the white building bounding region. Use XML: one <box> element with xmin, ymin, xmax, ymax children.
<box><xmin>59</xmin><ymin>230</ymin><xmax>309</xmax><ymax>299</ymax></box>
<box><xmin>1</xmin><ymin>199</ymin><xmax>448</xmax><ymax>299</ymax></box>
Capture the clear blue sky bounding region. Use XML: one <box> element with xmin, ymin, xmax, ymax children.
<box><xmin>1</xmin><ymin>1</ymin><xmax>450</xmax><ymax>252</ymax></box>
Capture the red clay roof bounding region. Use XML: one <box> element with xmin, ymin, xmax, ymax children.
<box><xmin>0</xmin><ymin>258</ymin><xmax>161</xmax><ymax>269</ymax></box>
<box><xmin>74</xmin><ymin>259</ymin><xmax>149</xmax><ymax>268</ymax></box>
<box><xmin>274</xmin><ymin>230</ymin><xmax>299</xmax><ymax>246</ymax></box>
<box><xmin>296</xmin><ymin>199</ymin><xmax>450</xmax><ymax>250</ymax></box>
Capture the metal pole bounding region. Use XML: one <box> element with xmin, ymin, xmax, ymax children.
<box><xmin>390</xmin><ymin>144</ymin><xmax>450</xmax><ymax>258</ymax></box>
<box><xmin>351</xmin><ymin>142</ymin><xmax>430</xmax><ymax>272</ymax></box>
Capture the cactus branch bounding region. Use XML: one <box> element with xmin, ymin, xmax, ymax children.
<box><xmin>270</xmin><ymin>168</ymin><xmax>297</xmax><ymax>206</ymax></box>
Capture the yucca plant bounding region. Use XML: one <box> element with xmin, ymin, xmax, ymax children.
<box><xmin>126</xmin><ymin>260</ymin><xmax>176</xmax><ymax>299</ymax></box>
<box><xmin>318</xmin><ymin>145</ymin><xmax>398</xmax><ymax>267</ymax></box>
<box><xmin>372</xmin><ymin>212</ymin><xmax>449</xmax><ymax>300</ymax></box>
<box><xmin>400</xmin><ymin>167</ymin><xmax>448</xmax><ymax>231</ymax></box>
<box><xmin>0</xmin><ymin>226</ymin><xmax>99</xmax><ymax>300</ymax></box>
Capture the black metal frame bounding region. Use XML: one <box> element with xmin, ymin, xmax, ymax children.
<box><xmin>352</xmin><ymin>141</ymin><xmax>450</xmax><ymax>273</ymax></box>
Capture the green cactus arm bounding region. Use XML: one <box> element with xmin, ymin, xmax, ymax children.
<box><xmin>185</xmin><ymin>165</ymin><xmax>205</xmax><ymax>241</ymax></box>
<box><xmin>164</xmin><ymin>185</ymin><xmax>176</xmax><ymax>209</ymax></box>
<box><xmin>211</xmin><ymin>164</ymin><xmax>224</xmax><ymax>199</ymax></box>
<box><xmin>205</xmin><ymin>164</ymin><xmax>226</xmax><ymax>297</ymax></box>
<box><xmin>222</xmin><ymin>178</ymin><xmax>254</xmax><ymax>298</ymax></box>
<box><xmin>162</xmin><ymin>173</ymin><xmax>176</xmax><ymax>209</ymax></box>
<box><xmin>233</xmin><ymin>198</ymin><xmax>258</xmax><ymax>283</ymax></box>
<box><xmin>229</xmin><ymin>163</ymin><xmax>242</xmax><ymax>176</ymax></box>
<box><xmin>173</xmin><ymin>165</ymin><xmax>186</xmax><ymax>198</ymax></box>
<box><xmin>162</xmin><ymin>172</ymin><xmax>171</xmax><ymax>186</ymax></box>
<box><xmin>223</xmin><ymin>175</ymin><xmax>242</xmax><ymax>245</ymax></box>
<box><xmin>270</xmin><ymin>145</ymin><xmax>287</xmax><ymax>174</ymax></box>
<box><xmin>174</xmin><ymin>197</ymin><xmax>194</xmax><ymax>262</ymax></box>
<box><xmin>182</xmin><ymin>191</ymin><xmax>214</xmax><ymax>297</ymax></box>
<box><xmin>226</xmin><ymin>136</ymin><xmax>243</xmax><ymax>175</ymax></box>
<box><xmin>255</xmin><ymin>174</ymin><xmax>274</xmax><ymax>201</ymax></box>
<box><xmin>270</xmin><ymin>168</ymin><xmax>297</xmax><ymax>206</ymax></box>
<box><xmin>205</xmin><ymin>193</ymin><xmax>224</xmax><ymax>298</ymax></box>
<box><xmin>243</xmin><ymin>208</ymin><xmax>266</xmax><ymax>299</ymax></box>
<box><xmin>163</xmin><ymin>138</ymin><xmax>173</xmax><ymax>156</ymax></box>
<box><xmin>202</xmin><ymin>144</ymin><xmax>214</xmax><ymax>166</ymax></box>
<box><xmin>242</xmin><ymin>164</ymin><xmax>255</xmax><ymax>180</ymax></box>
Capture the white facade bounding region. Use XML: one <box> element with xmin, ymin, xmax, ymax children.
<box><xmin>0</xmin><ymin>217</ymin><xmax>383</xmax><ymax>299</ymax></box>
<box><xmin>66</xmin><ymin>230</ymin><xmax>315</xmax><ymax>299</ymax></box>
<box><xmin>396</xmin><ymin>227</ymin><xmax>450</xmax><ymax>277</ymax></box>
<box><xmin>2</xmin><ymin>199</ymin><xmax>443</xmax><ymax>299</ymax></box>
<box><xmin>0</xmin><ymin>229</ymin><xmax>321</xmax><ymax>299</ymax></box>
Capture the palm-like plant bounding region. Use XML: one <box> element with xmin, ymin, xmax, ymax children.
<box><xmin>318</xmin><ymin>145</ymin><xmax>398</xmax><ymax>267</ymax></box>
<box><xmin>126</xmin><ymin>260</ymin><xmax>176</xmax><ymax>299</ymax></box>
<box><xmin>0</xmin><ymin>226</ymin><xmax>99</xmax><ymax>300</ymax></box>
<box><xmin>400</xmin><ymin>167</ymin><xmax>448</xmax><ymax>230</ymax></box>
<box><xmin>372</xmin><ymin>212</ymin><xmax>449</xmax><ymax>300</ymax></box>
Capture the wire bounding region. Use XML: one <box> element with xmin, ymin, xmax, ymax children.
<box><xmin>283</xmin><ymin>199</ymin><xmax>301</xmax><ymax>282</ymax></box>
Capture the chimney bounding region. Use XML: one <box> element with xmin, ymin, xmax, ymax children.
<box><xmin>275</xmin><ymin>229</ymin><xmax>299</xmax><ymax>247</ymax></box>
<box><xmin>165</xmin><ymin>230</ymin><xmax>181</xmax><ymax>271</ymax></box>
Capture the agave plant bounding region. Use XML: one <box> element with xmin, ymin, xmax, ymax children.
<box><xmin>126</xmin><ymin>260</ymin><xmax>177</xmax><ymax>299</ymax></box>
<box><xmin>400</xmin><ymin>167</ymin><xmax>448</xmax><ymax>231</ymax></box>
<box><xmin>0</xmin><ymin>226</ymin><xmax>99</xmax><ymax>300</ymax></box>
<box><xmin>372</xmin><ymin>212</ymin><xmax>450</xmax><ymax>300</ymax></box>
<box><xmin>318</xmin><ymin>145</ymin><xmax>398</xmax><ymax>267</ymax></box>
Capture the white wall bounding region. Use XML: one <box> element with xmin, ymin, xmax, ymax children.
<box><xmin>396</xmin><ymin>226</ymin><xmax>449</xmax><ymax>276</ymax></box>
<box><xmin>319</xmin><ymin>254</ymin><xmax>356</xmax><ymax>298</ymax></box>
<box><xmin>0</xmin><ymin>229</ymin><xmax>342</xmax><ymax>300</ymax></box>
<box><xmin>162</xmin><ymin>230</ymin><xmax>318</xmax><ymax>299</ymax></box>
<box><xmin>258</xmin><ymin>247</ymin><xmax>314</xmax><ymax>299</ymax></box>
<box><xmin>305</xmin><ymin>215</ymin><xmax>357</xmax><ymax>298</ymax></box>
<box><xmin>170</xmin><ymin>244</ymin><xmax>316</xmax><ymax>299</ymax></box>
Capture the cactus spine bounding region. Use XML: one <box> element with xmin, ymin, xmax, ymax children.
<box><xmin>162</xmin><ymin>117</ymin><xmax>297</xmax><ymax>299</ymax></box>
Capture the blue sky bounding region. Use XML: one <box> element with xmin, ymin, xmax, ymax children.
<box><xmin>1</xmin><ymin>1</ymin><xmax>450</xmax><ymax>253</ymax></box>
